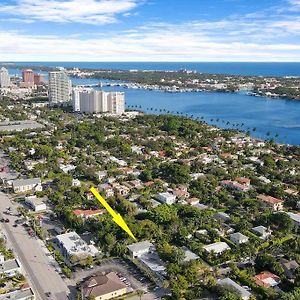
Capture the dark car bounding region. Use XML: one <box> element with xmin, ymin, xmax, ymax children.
<box><xmin>45</xmin><ymin>292</ymin><xmax>52</xmax><ymax>297</ymax></box>
<box><xmin>4</xmin><ymin>219</ymin><xmax>9</xmax><ymax>223</ymax></box>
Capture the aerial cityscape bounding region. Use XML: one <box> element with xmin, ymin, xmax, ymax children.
<box><xmin>0</xmin><ymin>1</ymin><xmax>300</xmax><ymax>300</ymax></box>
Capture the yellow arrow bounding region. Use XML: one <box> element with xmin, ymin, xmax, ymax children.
<box><xmin>90</xmin><ymin>187</ymin><xmax>137</xmax><ymax>241</ymax></box>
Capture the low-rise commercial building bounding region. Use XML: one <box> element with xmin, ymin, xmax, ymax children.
<box><xmin>127</xmin><ymin>241</ymin><xmax>166</xmax><ymax>284</ymax></box>
<box><xmin>81</xmin><ymin>272</ymin><xmax>127</xmax><ymax>300</ymax></box>
<box><xmin>55</xmin><ymin>231</ymin><xmax>99</xmax><ymax>265</ymax></box>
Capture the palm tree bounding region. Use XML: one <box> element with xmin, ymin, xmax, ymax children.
<box><xmin>137</xmin><ymin>290</ymin><xmax>144</xmax><ymax>300</ymax></box>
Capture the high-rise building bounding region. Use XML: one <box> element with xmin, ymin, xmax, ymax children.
<box><xmin>22</xmin><ymin>69</ymin><xmax>34</xmax><ymax>83</ymax></box>
<box><xmin>33</xmin><ymin>73</ymin><xmax>45</xmax><ymax>85</ymax></box>
<box><xmin>72</xmin><ymin>87</ymin><xmax>83</xmax><ymax>112</ymax></box>
<box><xmin>107</xmin><ymin>92</ymin><xmax>125</xmax><ymax>114</ymax></box>
<box><xmin>0</xmin><ymin>67</ymin><xmax>11</xmax><ymax>87</ymax></box>
<box><xmin>48</xmin><ymin>69</ymin><xmax>71</xmax><ymax>104</ymax></box>
<box><xmin>72</xmin><ymin>88</ymin><xmax>125</xmax><ymax>115</ymax></box>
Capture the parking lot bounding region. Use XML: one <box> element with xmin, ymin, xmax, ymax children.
<box><xmin>72</xmin><ymin>258</ymin><xmax>168</xmax><ymax>299</ymax></box>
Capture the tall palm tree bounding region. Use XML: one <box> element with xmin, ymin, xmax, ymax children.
<box><xmin>137</xmin><ymin>290</ymin><xmax>144</xmax><ymax>300</ymax></box>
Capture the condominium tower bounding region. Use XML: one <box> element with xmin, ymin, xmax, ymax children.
<box><xmin>72</xmin><ymin>88</ymin><xmax>125</xmax><ymax>114</ymax></box>
<box><xmin>0</xmin><ymin>67</ymin><xmax>11</xmax><ymax>88</ymax></box>
<box><xmin>49</xmin><ymin>69</ymin><xmax>71</xmax><ymax>104</ymax></box>
<box><xmin>22</xmin><ymin>69</ymin><xmax>34</xmax><ymax>83</ymax></box>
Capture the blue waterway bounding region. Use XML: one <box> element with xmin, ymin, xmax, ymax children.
<box><xmin>5</xmin><ymin>64</ymin><xmax>300</xmax><ymax>145</ymax></box>
<box><xmin>3</xmin><ymin>61</ymin><xmax>300</xmax><ymax>77</ymax></box>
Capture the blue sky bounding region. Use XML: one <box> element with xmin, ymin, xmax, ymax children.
<box><xmin>0</xmin><ymin>0</ymin><xmax>299</xmax><ymax>61</ymax></box>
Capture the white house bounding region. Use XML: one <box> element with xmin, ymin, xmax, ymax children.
<box><xmin>203</xmin><ymin>242</ymin><xmax>230</xmax><ymax>255</ymax></box>
<box><xmin>230</xmin><ymin>232</ymin><xmax>249</xmax><ymax>245</ymax></box>
<box><xmin>25</xmin><ymin>195</ymin><xmax>47</xmax><ymax>212</ymax></box>
<box><xmin>157</xmin><ymin>192</ymin><xmax>176</xmax><ymax>205</ymax></box>
<box><xmin>127</xmin><ymin>241</ymin><xmax>155</xmax><ymax>258</ymax></box>
<box><xmin>252</xmin><ymin>226</ymin><xmax>272</xmax><ymax>240</ymax></box>
<box><xmin>287</xmin><ymin>212</ymin><xmax>300</xmax><ymax>231</ymax></box>
<box><xmin>12</xmin><ymin>178</ymin><xmax>42</xmax><ymax>193</ymax></box>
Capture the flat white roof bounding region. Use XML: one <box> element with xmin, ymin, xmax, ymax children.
<box><xmin>203</xmin><ymin>242</ymin><xmax>230</xmax><ymax>253</ymax></box>
<box><xmin>56</xmin><ymin>231</ymin><xmax>98</xmax><ymax>256</ymax></box>
<box><xmin>127</xmin><ymin>241</ymin><xmax>153</xmax><ymax>253</ymax></box>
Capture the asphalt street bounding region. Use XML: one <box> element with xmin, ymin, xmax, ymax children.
<box><xmin>0</xmin><ymin>192</ymin><xmax>71</xmax><ymax>300</ymax></box>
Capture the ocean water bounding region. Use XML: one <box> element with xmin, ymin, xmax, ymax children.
<box><xmin>4</xmin><ymin>63</ymin><xmax>300</xmax><ymax>145</ymax></box>
<box><xmin>3</xmin><ymin>61</ymin><xmax>300</xmax><ymax>77</ymax></box>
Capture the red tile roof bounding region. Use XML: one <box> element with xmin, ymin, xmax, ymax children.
<box><xmin>254</xmin><ymin>271</ymin><xmax>280</xmax><ymax>287</ymax></box>
<box><xmin>257</xmin><ymin>195</ymin><xmax>284</xmax><ymax>204</ymax></box>
<box><xmin>73</xmin><ymin>209</ymin><xmax>103</xmax><ymax>217</ymax></box>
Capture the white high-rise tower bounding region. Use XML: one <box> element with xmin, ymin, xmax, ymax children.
<box><xmin>0</xmin><ymin>67</ymin><xmax>11</xmax><ymax>88</ymax></box>
<box><xmin>48</xmin><ymin>68</ymin><xmax>71</xmax><ymax>104</ymax></box>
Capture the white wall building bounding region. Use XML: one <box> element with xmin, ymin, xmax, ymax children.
<box><xmin>157</xmin><ymin>192</ymin><xmax>176</xmax><ymax>205</ymax></box>
<box><xmin>49</xmin><ymin>68</ymin><xmax>71</xmax><ymax>104</ymax></box>
<box><xmin>72</xmin><ymin>88</ymin><xmax>125</xmax><ymax>115</ymax></box>
<box><xmin>127</xmin><ymin>241</ymin><xmax>166</xmax><ymax>284</ymax></box>
<box><xmin>0</xmin><ymin>67</ymin><xmax>11</xmax><ymax>88</ymax></box>
<box><xmin>25</xmin><ymin>195</ymin><xmax>47</xmax><ymax>212</ymax></box>
<box><xmin>55</xmin><ymin>231</ymin><xmax>99</xmax><ymax>264</ymax></box>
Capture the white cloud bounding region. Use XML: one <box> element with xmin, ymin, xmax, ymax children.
<box><xmin>0</xmin><ymin>0</ymin><xmax>140</xmax><ymax>24</ymax></box>
<box><xmin>0</xmin><ymin>0</ymin><xmax>299</xmax><ymax>61</ymax></box>
<box><xmin>288</xmin><ymin>0</ymin><xmax>300</xmax><ymax>10</ymax></box>
<box><xmin>0</xmin><ymin>22</ymin><xmax>299</xmax><ymax>62</ymax></box>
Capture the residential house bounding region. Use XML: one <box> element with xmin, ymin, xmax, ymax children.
<box><xmin>203</xmin><ymin>242</ymin><xmax>230</xmax><ymax>255</ymax></box>
<box><xmin>113</xmin><ymin>183</ymin><xmax>130</xmax><ymax>197</ymax></box>
<box><xmin>214</xmin><ymin>212</ymin><xmax>230</xmax><ymax>222</ymax></box>
<box><xmin>254</xmin><ymin>271</ymin><xmax>281</xmax><ymax>288</ymax></box>
<box><xmin>81</xmin><ymin>272</ymin><xmax>127</xmax><ymax>300</ymax></box>
<box><xmin>73</xmin><ymin>209</ymin><xmax>103</xmax><ymax>219</ymax></box>
<box><xmin>280</xmin><ymin>259</ymin><xmax>299</xmax><ymax>279</ymax></box>
<box><xmin>220</xmin><ymin>180</ymin><xmax>251</xmax><ymax>192</ymax></box>
<box><xmin>218</xmin><ymin>278</ymin><xmax>251</xmax><ymax>300</ymax></box>
<box><xmin>257</xmin><ymin>195</ymin><xmax>284</xmax><ymax>211</ymax></box>
<box><xmin>12</xmin><ymin>177</ymin><xmax>42</xmax><ymax>193</ymax></box>
<box><xmin>0</xmin><ymin>287</ymin><xmax>35</xmax><ymax>300</ymax></box>
<box><xmin>0</xmin><ymin>258</ymin><xmax>22</xmax><ymax>277</ymax></box>
<box><xmin>96</xmin><ymin>170</ymin><xmax>107</xmax><ymax>181</ymax></box>
<box><xmin>98</xmin><ymin>183</ymin><xmax>114</xmax><ymax>197</ymax></box>
<box><xmin>186</xmin><ymin>197</ymin><xmax>199</xmax><ymax>206</ymax></box>
<box><xmin>252</xmin><ymin>226</ymin><xmax>272</xmax><ymax>240</ymax></box>
<box><xmin>284</xmin><ymin>188</ymin><xmax>298</xmax><ymax>196</ymax></box>
<box><xmin>24</xmin><ymin>195</ymin><xmax>47</xmax><ymax>212</ymax></box>
<box><xmin>181</xmin><ymin>246</ymin><xmax>199</xmax><ymax>263</ymax></box>
<box><xmin>230</xmin><ymin>232</ymin><xmax>249</xmax><ymax>245</ymax></box>
<box><xmin>72</xmin><ymin>179</ymin><xmax>81</xmax><ymax>187</ymax></box>
<box><xmin>287</xmin><ymin>212</ymin><xmax>300</xmax><ymax>231</ymax></box>
<box><xmin>235</xmin><ymin>177</ymin><xmax>251</xmax><ymax>187</ymax></box>
<box><xmin>173</xmin><ymin>188</ymin><xmax>190</xmax><ymax>199</ymax></box>
<box><xmin>157</xmin><ymin>192</ymin><xmax>176</xmax><ymax>205</ymax></box>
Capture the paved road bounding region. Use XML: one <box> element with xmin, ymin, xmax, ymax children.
<box><xmin>0</xmin><ymin>192</ymin><xmax>71</xmax><ymax>300</ymax></box>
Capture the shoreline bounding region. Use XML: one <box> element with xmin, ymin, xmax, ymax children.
<box><xmin>2</xmin><ymin>63</ymin><xmax>300</xmax><ymax>101</ymax></box>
